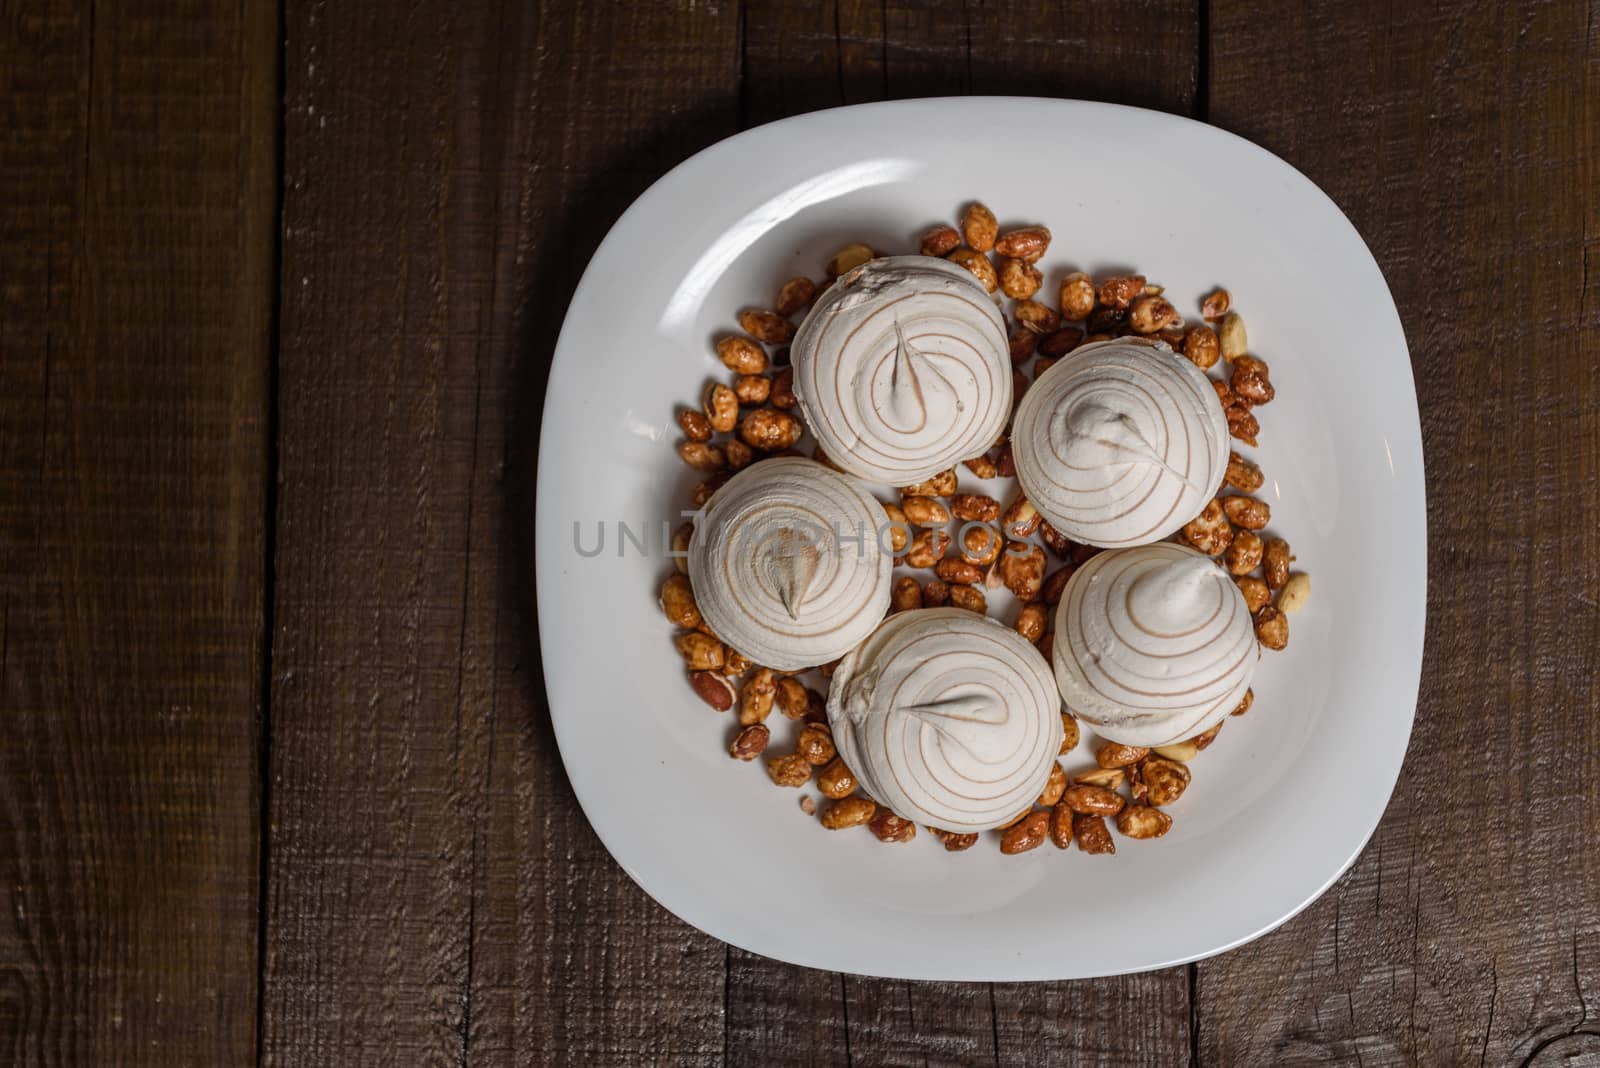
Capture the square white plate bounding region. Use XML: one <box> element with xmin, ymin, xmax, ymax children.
<box><xmin>535</xmin><ymin>98</ymin><xmax>1425</xmax><ymax>980</ymax></box>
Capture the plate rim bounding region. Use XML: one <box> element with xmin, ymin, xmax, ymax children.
<box><xmin>534</xmin><ymin>96</ymin><xmax>1427</xmax><ymax>980</ymax></box>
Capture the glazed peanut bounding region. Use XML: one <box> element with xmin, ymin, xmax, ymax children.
<box><xmin>1039</xmin><ymin>327</ymin><xmax>1083</xmax><ymax>357</ymax></box>
<box><xmin>868</xmin><ymin>811</ymin><xmax>917</xmax><ymax>843</ymax></box>
<box><xmin>1216</xmin><ymin>495</ymin><xmax>1267</xmax><ymax>530</ymax></box>
<box><xmin>963</xmin><ymin>455</ymin><xmax>999</xmax><ymax>479</ymax></box>
<box><xmin>997</xmin><ymin>542</ymin><xmax>1046</xmax><ymax>601</ymax></box>
<box><xmin>1009</xmin><ymin>326</ymin><xmax>1039</xmax><ymax>363</ymax></box>
<box><xmin>1201</xmin><ymin>288</ymin><xmax>1231</xmax><ymax>321</ymax></box>
<box><xmin>1048</xmin><ymin>803</ymin><xmax>1074</xmax><ymax>849</ymax></box>
<box><xmin>996</xmin><ymin>442</ymin><xmax>1016</xmax><ymax>477</ymax></box>
<box><xmin>1037</xmin><ymin>763</ymin><xmax>1068</xmax><ymax>807</ymax></box>
<box><xmin>951</xmin><ymin>493</ymin><xmax>1001</xmax><ymax>523</ymax></box>
<box><xmin>1263</xmin><ymin>537</ymin><xmax>1291</xmax><ymax>589</ymax></box>
<box><xmin>902</xmin><ymin>468</ymin><xmax>958</xmax><ymax>497</ymax></box>
<box><xmin>774</xmin><ymin>677</ymin><xmax>809</xmax><ymax>719</ymax></box>
<box><xmin>892</xmin><ymin>575</ymin><xmax>924</xmax><ymax>613</ymax></box>
<box><xmin>1182</xmin><ymin>500</ymin><xmax>1234</xmax><ymax>556</ymax></box>
<box><xmin>959</xmin><ymin>524</ymin><xmax>1002</xmax><ymax>567</ymax></box>
<box><xmin>1236</xmin><ymin>575</ymin><xmax>1271</xmax><ymax>613</ymax></box>
<box><xmin>1033</xmin><ymin>357</ymin><xmax>1057</xmax><ymax>380</ymax></box>
<box><xmin>678</xmin><ymin>408</ymin><xmax>713</xmax><ymax>442</ymax></box>
<box><xmin>766</xmin><ymin>754</ymin><xmax>812</xmax><ymax>787</ymax></box>
<box><xmin>921</xmin><ymin>225</ymin><xmax>961</xmax><ymax>258</ymax></box>
<box><xmin>946</xmin><ymin>247</ymin><xmax>999</xmax><ymax>293</ymax></box>
<box><xmin>922</xmin><ymin>578</ymin><xmax>951</xmax><ymax>607</ymax></box>
<box><xmin>994</xmin><ymin>226</ymin><xmax>1051</xmax><ymax>263</ymax></box>
<box><xmin>722</xmin><ymin>649</ymin><xmax>751</xmax><ymax>677</ymax></box>
<box><xmin>903</xmin><ymin>529</ymin><xmax>951</xmax><ymax>569</ymax></box>
<box><xmin>704</xmin><ymin>382</ymin><xmax>739</xmax><ymax>433</ymax></box>
<box><xmin>821</xmin><ymin>796</ymin><xmax>877</xmax><ymax>829</ymax></box>
<box><xmin>675</xmin><ymin>632</ymin><xmax>724</xmax><ymax>671</ymax></box>
<box><xmin>1117</xmin><ymin>804</ymin><xmax>1172</xmax><ymax>839</ymax></box>
<box><xmin>1255</xmin><ymin>606</ymin><xmax>1289</xmax><ymax>650</ymax></box>
<box><xmin>774</xmin><ymin>276</ymin><xmax>816</xmax><ymax>317</ymax></box>
<box><xmin>733</xmin><ymin>373</ymin><xmax>771</xmax><ymax>405</ymax></box>
<box><xmin>960</xmin><ymin>202</ymin><xmax>998</xmax><ymax>252</ymax></box>
<box><xmin>1141</xmin><ymin>757</ymin><xmax>1191</xmax><ymax>806</ymax></box>
<box><xmin>935</xmin><ymin>556</ymin><xmax>984</xmax><ymax>586</ymax></box>
<box><xmin>1097</xmin><ymin>274</ymin><xmax>1146</xmax><ymax>309</ymax></box>
<box><xmin>1037</xmin><ymin>521</ymin><xmax>1072</xmax><ymax>556</ymax></box>
<box><xmin>1226</xmin><ymin>529</ymin><xmax>1264</xmax><ymax>575</ymax></box>
<box><xmin>1128</xmin><ymin>295</ymin><xmax>1179</xmax><ymax>334</ymax></box>
<box><xmin>677</xmin><ymin>441</ymin><xmax>726</xmax><ymax>472</ymax></box>
<box><xmin>1231</xmin><ymin>688</ymin><xmax>1254</xmax><ymax>716</ymax></box>
<box><xmin>948</xmin><ymin>584</ymin><xmax>987</xmax><ymax>614</ymax></box>
<box><xmin>770</xmin><ymin>367</ymin><xmax>797</xmax><ymax>409</ymax></box>
<box><xmin>1181</xmin><ymin>324</ymin><xmax>1220</xmax><ymax>369</ymax></box>
<box><xmin>690</xmin><ymin>670</ymin><xmax>735</xmax><ymax>711</ymax></box>
<box><xmin>1225</xmin><ymin>451</ymin><xmax>1264</xmax><ymax>491</ymax></box>
<box><xmin>739</xmin><ymin>667</ymin><xmax>777</xmax><ymax>725</ymax></box>
<box><xmin>1001</xmin><ymin>496</ymin><xmax>1042</xmax><ymax>539</ymax></box>
<box><xmin>739</xmin><ymin>408</ymin><xmax>804</xmax><ymax>451</ymax></box>
<box><xmin>938</xmin><ymin>828</ymin><xmax>980</xmax><ymax>852</ymax></box>
<box><xmin>729</xmin><ymin>723</ymin><xmax>770</xmax><ymax>760</ymax></box>
<box><xmin>1059</xmin><ymin>273</ymin><xmax>1096</xmax><ymax>321</ymax></box>
<box><xmin>1231</xmin><ymin>355</ymin><xmax>1275</xmax><ymax>404</ymax></box>
<box><xmin>1000</xmin><ymin>810</ymin><xmax>1050</xmax><ymax>854</ymax></box>
<box><xmin>796</xmin><ymin>723</ymin><xmax>837</xmax><ymax>766</ymax></box>
<box><xmin>718</xmin><ymin>335</ymin><xmax>769</xmax><ymax>375</ymax></box>
<box><xmin>1063</xmin><ymin>784</ymin><xmax>1125</xmax><ymax>816</ymax></box>
<box><xmin>1191</xmin><ymin>719</ymin><xmax>1223</xmax><ymax>750</ymax></box>
<box><xmin>1014</xmin><ymin>602</ymin><xmax>1049</xmax><ymax>642</ymax></box>
<box><xmin>660</xmin><ymin>573</ymin><xmax>702</xmax><ymax>629</ymax></box>
<box><xmin>882</xmin><ymin>501</ymin><xmax>911</xmax><ymax>553</ymax></box>
<box><xmin>1014</xmin><ymin>299</ymin><xmax>1061</xmax><ymax>334</ymax></box>
<box><xmin>902</xmin><ymin>496</ymin><xmax>952</xmax><ymax>527</ymax></box>
<box><xmin>725</xmin><ymin>439</ymin><xmax>754</xmax><ymax>471</ymax></box>
<box><xmin>1096</xmin><ymin>742</ymin><xmax>1149</xmax><ymax>769</ymax></box>
<box><xmin>1226</xmin><ymin>400</ymin><xmax>1260</xmax><ymax>446</ymax></box>
<box><xmin>1073</xmin><ymin>813</ymin><xmax>1116</xmax><ymax>855</ymax></box>
<box><xmin>1059</xmin><ymin>713</ymin><xmax>1080</xmax><ymax>755</ymax></box>
<box><xmin>999</xmin><ymin>257</ymin><xmax>1044</xmax><ymax>299</ymax></box>
<box><xmin>1036</xmin><ymin>631</ymin><xmax>1054</xmax><ymax>660</ymax></box>
<box><xmin>816</xmin><ymin>757</ymin><xmax>857</xmax><ymax>799</ymax></box>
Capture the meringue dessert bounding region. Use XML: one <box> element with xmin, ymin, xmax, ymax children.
<box><xmin>791</xmin><ymin>255</ymin><xmax>1011</xmax><ymax>485</ymax></box>
<box><xmin>1012</xmin><ymin>337</ymin><xmax>1229</xmax><ymax>548</ymax></box>
<box><xmin>828</xmin><ymin>608</ymin><xmax>1062</xmax><ymax>831</ymax></box>
<box><xmin>689</xmin><ymin>457</ymin><xmax>893</xmax><ymax>672</ymax></box>
<box><xmin>1052</xmin><ymin>543</ymin><xmax>1256</xmax><ymax>747</ymax></box>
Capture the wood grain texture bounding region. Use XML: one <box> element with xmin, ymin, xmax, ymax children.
<box><xmin>732</xmin><ymin>4</ymin><xmax>1200</xmax><ymax>1066</ymax></box>
<box><xmin>1199</xmin><ymin>2</ymin><xmax>1600</xmax><ymax>1065</ymax></box>
<box><xmin>0</xmin><ymin>0</ymin><xmax>276</xmax><ymax>1064</ymax></box>
<box><xmin>262</xmin><ymin>1</ymin><xmax>739</xmax><ymax>1064</ymax></box>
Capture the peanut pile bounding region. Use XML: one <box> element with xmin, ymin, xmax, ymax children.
<box><xmin>661</xmin><ymin>200</ymin><xmax>1311</xmax><ymax>857</ymax></box>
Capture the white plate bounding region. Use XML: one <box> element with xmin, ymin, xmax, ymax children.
<box><xmin>535</xmin><ymin>98</ymin><xmax>1425</xmax><ymax>980</ymax></box>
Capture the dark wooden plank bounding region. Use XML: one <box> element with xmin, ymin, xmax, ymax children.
<box><xmin>732</xmin><ymin>4</ymin><xmax>1200</xmax><ymax>1065</ymax></box>
<box><xmin>262</xmin><ymin>1</ymin><xmax>740</xmax><ymax>1064</ymax></box>
<box><xmin>0</xmin><ymin>0</ymin><xmax>276</xmax><ymax>1064</ymax></box>
<box><xmin>744</xmin><ymin>0</ymin><xmax>1197</xmax><ymax>128</ymax></box>
<box><xmin>1199</xmin><ymin>2</ymin><xmax>1600</xmax><ymax>1064</ymax></box>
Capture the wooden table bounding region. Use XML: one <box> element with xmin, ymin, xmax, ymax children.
<box><xmin>3</xmin><ymin>2</ymin><xmax>1597</xmax><ymax>1064</ymax></box>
